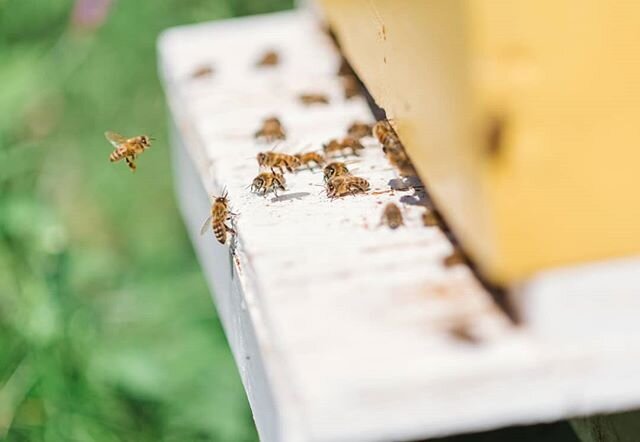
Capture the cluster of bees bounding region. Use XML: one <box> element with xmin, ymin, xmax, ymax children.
<box><xmin>250</xmin><ymin>116</ymin><xmax>372</xmax><ymax>200</ymax></box>
<box><xmin>105</xmin><ymin>49</ymin><xmax>452</xmax><ymax>268</ymax></box>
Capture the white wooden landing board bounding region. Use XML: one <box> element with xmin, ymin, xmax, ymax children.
<box><xmin>159</xmin><ymin>10</ymin><xmax>640</xmax><ymax>442</ymax></box>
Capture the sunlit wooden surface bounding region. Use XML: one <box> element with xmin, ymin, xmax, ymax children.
<box><xmin>159</xmin><ymin>10</ymin><xmax>640</xmax><ymax>442</ymax></box>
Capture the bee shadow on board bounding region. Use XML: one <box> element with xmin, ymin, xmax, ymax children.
<box><xmin>270</xmin><ymin>192</ymin><xmax>310</xmax><ymax>203</ymax></box>
<box><xmin>388</xmin><ymin>176</ymin><xmax>431</xmax><ymax>208</ymax></box>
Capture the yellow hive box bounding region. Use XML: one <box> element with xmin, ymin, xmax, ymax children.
<box><xmin>320</xmin><ymin>0</ymin><xmax>640</xmax><ymax>284</ymax></box>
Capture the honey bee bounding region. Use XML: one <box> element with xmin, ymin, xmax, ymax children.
<box><xmin>326</xmin><ymin>175</ymin><xmax>370</xmax><ymax>199</ymax></box>
<box><xmin>373</xmin><ymin>120</ymin><xmax>402</xmax><ymax>154</ymax></box>
<box><xmin>372</xmin><ymin>120</ymin><xmax>415</xmax><ymax>175</ymax></box>
<box><xmin>448</xmin><ymin>321</ymin><xmax>480</xmax><ymax>344</ymax></box>
<box><xmin>337</xmin><ymin>58</ymin><xmax>353</xmax><ymax>77</ymax></box>
<box><xmin>380</xmin><ymin>203</ymin><xmax>404</xmax><ymax>229</ymax></box>
<box><xmin>250</xmin><ymin>170</ymin><xmax>286</xmax><ymax>196</ymax></box>
<box><xmin>254</xmin><ymin>116</ymin><xmax>286</xmax><ymax>142</ymax></box>
<box><xmin>298</xmin><ymin>93</ymin><xmax>329</xmax><ymax>105</ymax></box>
<box><xmin>256</xmin><ymin>49</ymin><xmax>279</xmax><ymax>67</ymax></box>
<box><xmin>105</xmin><ymin>131</ymin><xmax>153</xmax><ymax>172</ymax></box>
<box><xmin>200</xmin><ymin>190</ymin><xmax>235</xmax><ymax>245</ymax></box>
<box><xmin>342</xmin><ymin>75</ymin><xmax>360</xmax><ymax>99</ymax></box>
<box><xmin>323</xmin><ymin>162</ymin><xmax>350</xmax><ymax>182</ymax></box>
<box><xmin>323</xmin><ymin>136</ymin><xmax>364</xmax><ymax>157</ymax></box>
<box><xmin>422</xmin><ymin>210</ymin><xmax>439</xmax><ymax>227</ymax></box>
<box><xmin>443</xmin><ymin>249</ymin><xmax>465</xmax><ymax>267</ymax></box>
<box><xmin>294</xmin><ymin>152</ymin><xmax>325</xmax><ymax>170</ymax></box>
<box><xmin>347</xmin><ymin>121</ymin><xmax>372</xmax><ymax>139</ymax></box>
<box><xmin>256</xmin><ymin>151</ymin><xmax>300</xmax><ymax>174</ymax></box>
<box><xmin>191</xmin><ymin>64</ymin><xmax>214</xmax><ymax>79</ymax></box>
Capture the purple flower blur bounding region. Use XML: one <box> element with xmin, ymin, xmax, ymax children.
<box><xmin>71</xmin><ymin>0</ymin><xmax>113</xmax><ymax>30</ymax></box>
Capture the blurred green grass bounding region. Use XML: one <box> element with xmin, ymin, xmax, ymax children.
<box><xmin>0</xmin><ymin>0</ymin><xmax>292</xmax><ymax>440</ymax></box>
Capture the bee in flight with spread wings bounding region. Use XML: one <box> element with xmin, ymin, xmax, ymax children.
<box><xmin>105</xmin><ymin>131</ymin><xmax>153</xmax><ymax>172</ymax></box>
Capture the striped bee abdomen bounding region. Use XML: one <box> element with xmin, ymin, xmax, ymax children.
<box><xmin>109</xmin><ymin>147</ymin><xmax>128</xmax><ymax>162</ymax></box>
<box><xmin>213</xmin><ymin>222</ymin><xmax>227</xmax><ymax>244</ymax></box>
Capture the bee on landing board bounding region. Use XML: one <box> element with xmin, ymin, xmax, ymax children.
<box><xmin>191</xmin><ymin>64</ymin><xmax>214</xmax><ymax>79</ymax></box>
<box><xmin>256</xmin><ymin>151</ymin><xmax>300</xmax><ymax>174</ymax></box>
<box><xmin>200</xmin><ymin>190</ymin><xmax>235</xmax><ymax>245</ymax></box>
<box><xmin>380</xmin><ymin>203</ymin><xmax>404</xmax><ymax>229</ymax></box>
<box><xmin>298</xmin><ymin>93</ymin><xmax>330</xmax><ymax>105</ymax></box>
<box><xmin>323</xmin><ymin>162</ymin><xmax>351</xmax><ymax>183</ymax></box>
<box><xmin>342</xmin><ymin>75</ymin><xmax>360</xmax><ymax>99</ymax></box>
<box><xmin>423</xmin><ymin>210</ymin><xmax>439</xmax><ymax>227</ymax></box>
<box><xmin>294</xmin><ymin>152</ymin><xmax>325</xmax><ymax>170</ymax></box>
<box><xmin>448</xmin><ymin>321</ymin><xmax>480</xmax><ymax>345</ymax></box>
<box><xmin>325</xmin><ymin>175</ymin><xmax>370</xmax><ymax>199</ymax></box>
<box><xmin>347</xmin><ymin>121</ymin><xmax>372</xmax><ymax>140</ymax></box>
<box><xmin>250</xmin><ymin>170</ymin><xmax>286</xmax><ymax>196</ymax></box>
<box><xmin>105</xmin><ymin>131</ymin><xmax>153</xmax><ymax>172</ymax></box>
<box><xmin>323</xmin><ymin>136</ymin><xmax>364</xmax><ymax>158</ymax></box>
<box><xmin>255</xmin><ymin>50</ymin><xmax>280</xmax><ymax>67</ymax></box>
<box><xmin>443</xmin><ymin>249</ymin><xmax>465</xmax><ymax>267</ymax></box>
<box><xmin>254</xmin><ymin>116</ymin><xmax>286</xmax><ymax>142</ymax></box>
<box><xmin>372</xmin><ymin>120</ymin><xmax>415</xmax><ymax>175</ymax></box>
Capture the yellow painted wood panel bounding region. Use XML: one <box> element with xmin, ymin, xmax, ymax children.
<box><xmin>320</xmin><ymin>0</ymin><xmax>640</xmax><ymax>283</ymax></box>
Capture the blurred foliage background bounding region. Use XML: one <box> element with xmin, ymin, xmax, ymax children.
<box><xmin>0</xmin><ymin>0</ymin><xmax>291</xmax><ymax>440</ymax></box>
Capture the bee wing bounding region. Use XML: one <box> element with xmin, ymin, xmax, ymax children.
<box><xmin>200</xmin><ymin>215</ymin><xmax>213</xmax><ymax>236</ymax></box>
<box><xmin>105</xmin><ymin>131</ymin><xmax>128</xmax><ymax>148</ymax></box>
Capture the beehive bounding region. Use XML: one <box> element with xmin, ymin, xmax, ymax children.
<box><xmin>320</xmin><ymin>0</ymin><xmax>640</xmax><ymax>283</ymax></box>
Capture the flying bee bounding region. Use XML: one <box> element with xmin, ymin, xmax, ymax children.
<box><xmin>200</xmin><ymin>190</ymin><xmax>235</xmax><ymax>245</ymax></box>
<box><xmin>294</xmin><ymin>151</ymin><xmax>325</xmax><ymax>170</ymax></box>
<box><xmin>326</xmin><ymin>175</ymin><xmax>370</xmax><ymax>199</ymax></box>
<box><xmin>250</xmin><ymin>170</ymin><xmax>286</xmax><ymax>196</ymax></box>
<box><xmin>347</xmin><ymin>121</ymin><xmax>372</xmax><ymax>139</ymax></box>
<box><xmin>256</xmin><ymin>151</ymin><xmax>300</xmax><ymax>174</ymax></box>
<box><xmin>298</xmin><ymin>93</ymin><xmax>330</xmax><ymax>105</ymax></box>
<box><xmin>256</xmin><ymin>49</ymin><xmax>279</xmax><ymax>67</ymax></box>
<box><xmin>323</xmin><ymin>136</ymin><xmax>364</xmax><ymax>157</ymax></box>
<box><xmin>380</xmin><ymin>203</ymin><xmax>404</xmax><ymax>229</ymax></box>
<box><xmin>105</xmin><ymin>131</ymin><xmax>153</xmax><ymax>172</ymax></box>
<box><xmin>342</xmin><ymin>74</ymin><xmax>360</xmax><ymax>99</ymax></box>
<box><xmin>323</xmin><ymin>162</ymin><xmax>350</xmax><ymax>182</ymax></box>
<box><xmin>254</xmin><ymin>116</ymin><xmax>286</xmax><ymax>142</ymax></box>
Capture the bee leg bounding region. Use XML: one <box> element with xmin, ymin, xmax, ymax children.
<box><xmin>125</xmin><ymin>156</ymin><xmax>137</xmax><ymax>172</ymax></box>
<box><xmin>224</xmin><ymin>224</ymin><xmax>236</xmax><ymax>235</ymax></box>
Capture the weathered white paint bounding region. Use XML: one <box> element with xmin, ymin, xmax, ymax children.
<box><xmin>159</xmin><ymin>10</ymin><xmax>640</xmax><ymax>442</ymax></box>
